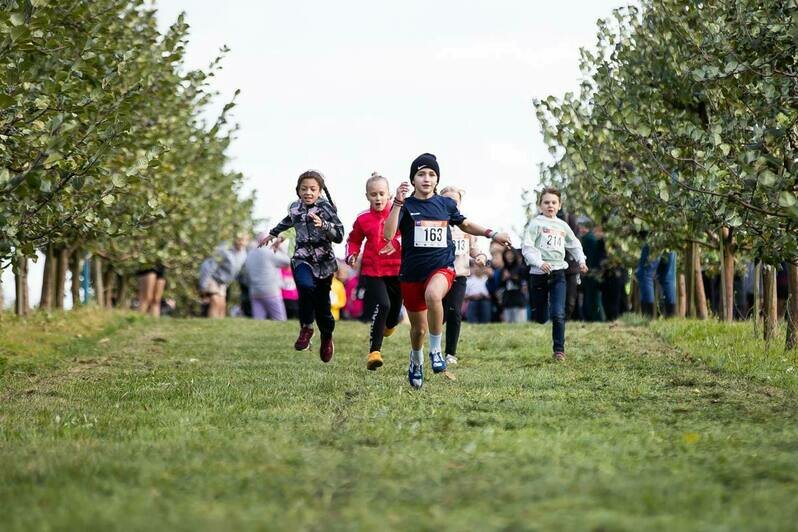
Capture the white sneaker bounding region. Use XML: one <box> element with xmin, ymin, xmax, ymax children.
<box><xmin>445</xmin><ymin>354</ymin><xmax>458</xmax><ymax>365</ymax></box>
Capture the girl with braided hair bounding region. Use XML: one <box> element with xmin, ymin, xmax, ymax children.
<box><xmin>259</xmin><ymin>170</ymin><xmax>344</xmax><ymax>363</ymax></box>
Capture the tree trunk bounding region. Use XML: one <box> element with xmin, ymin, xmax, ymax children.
<box><xmin>117</xmin><ymin>274</ymin><xmax>130</xmax><ymax>310</ymax></box>
<box><xmin>92</xmin><ymin>256</ymin><xmax>105</xmax><ymax>307</ymax></box>
<box><xmin>685</xmin><ymin>243</ymin><xmax>696</xmax><ymax>318</ymax></box>
<box><xmin>763</xmin><ymin>264</ymin><xmax>778</xmax><ymax>342</ymax></box>
<box><xmin>693</xmin><ymin>244</ymin><xmax>708</xmax><ymax>320</ymax></box>
<box><xmin>630</xmin><ymin>276</ymin><xmax>640</xmax><ymax>313</ymax></box>
<box><xmin>54</xmin><ymin>247</ymin><xmax>69</xmax><ymax>310</ymax></box>
<box><xmin>678</xmin><ymin>273</ymin><xmax>687</xmax><ymax>317</ymax></box>
<box><xmin>753</xmin><ymin>261</ymin><xmax>762</xmax><ymax>337</ymax></box>
<box><xmin>40</xmin><ymin>244</ymin><xmax>55</xmax><ymax>310</ymax></box>
<box><xmin>719</xmin><ymin>228</ymin><xmax>734</xmax><ymax>322</ymax></box>
<box><xmin>14</xmin><ymin>257</ymin><xmax>29</xmax><ymax>316</ymax></box>
<box><xmin>103</xmin><ymin>265</ymin><xmax>115</xmax><ymax>309</ymax></box>
<box><xmin>0</xmin><ymin>274</ymin><xmax>4</xmax><ymax>311</ymax></box>
<box><xmin>70</xmin><ymin>252</ymin><xmax>82</xmax><ymax>308</ymax></box>
<box><xmin>785</xmin><ymin>261</ymin><xmax>798</xmax><ymax>350</ymax></box>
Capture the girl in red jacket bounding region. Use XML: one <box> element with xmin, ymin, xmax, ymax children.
<box><xmin>346</xmin><ymin>172</ymin><xmax>403</xmax><ymax>370</ymax></box>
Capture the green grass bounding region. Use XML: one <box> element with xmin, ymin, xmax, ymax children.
<box><xmin>650</xmin><ymin>318</ymin><xmax>798</xmax><ymax>394</ymax></box>
<box><xmin>1</xmin><ymin>315</ymin><xmax>797</xmax><ymax>531</ymax></box>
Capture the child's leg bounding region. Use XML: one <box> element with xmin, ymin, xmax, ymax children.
<box><xmin>384</xmin><ymin>277</ymin><xmax>403</xmax><ymax>329</ymax></box>
<box><xmin>312</xmin><ymin>275</ymin><xmax>335</xmax><ymax>338</ymax></box>
<box><xmin>550</xmin><ymin>272</ymin><xmax>567</xmax><ymax>353</ymax></box>
<box><xmin>530</xmin><ymin>274</ymin><xmax>550</xmax><ymax>324</ymax></box>
<box><xmin>407</xmin><ymin>311</ymin><xmax>427</xmax><ymax>355</ymax></box>
<box><xmin>251</xmin><ymin>297</ymin><xmax>267</xmax><ymax>320</ymax></box>
<box><xmin>363</xmin><ymin>276</ymin><xmax>390</xmax><ymax>352</ymax></box>
<box><xmin>424</xmin><ymin>273</ymin><xmax>451</xmax><ymax>337</ymax></box>
<box><xmin>443</xmin><ymin>276</ymin><xmax>467</xmax><ymax>356</ymax></box>
<box><xmin>293</xmin><ymin>263</ymin><xmax>317</xmax><ymax>327</ymax></box>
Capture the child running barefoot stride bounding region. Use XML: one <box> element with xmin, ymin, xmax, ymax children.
<box><xmin>439</xmin><ymin>186</ymin><xmax>488</xmax><ymax>366</ymax></box>
<box><xmin>259</xmin><ymin>170</ymin><xmax>344</xmax><ymax>363</ymax></box>
<box><xmin>384</xmin><ymin>153</ymin><xmax>512</xmax><ymax>389</ymax></box>
<box><xmin>522</xmin><ymin>187</ymin><xmax>588</xmax><ymax>361</ymax></box>
<box><xmin>346</xmin><ymin>172</ymin><xmax>403</xmax><ymax>371</ymax></box>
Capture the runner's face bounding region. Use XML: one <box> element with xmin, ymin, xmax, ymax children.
<box><xmin>413</xmin><ymin>168</ymin><xmax>438</xmax><ymax>196</ymax></box>
<box><xmin>442</xmin><ymin>190</ymin><xmax>461</xmax><ymax>207</ymax></box>
<box><xmin>365</xmin><ymin>180</ymin><xmax>390</xmax><ymax>211</ymax></box>
<box><xmin>539</xmin><ymin>193</ymin><xmax>560</xmax><ymax>217</ymax></box>
<box><xmin>298</xmin><ymin>179</ymin><xmax>321</xmax><ymax>205</ymax></box>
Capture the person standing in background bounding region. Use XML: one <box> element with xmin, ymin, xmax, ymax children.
<box><xmin>243</xmin><ymin>232</ymin><xmax>291</xmax><ymax>320</ymax></box>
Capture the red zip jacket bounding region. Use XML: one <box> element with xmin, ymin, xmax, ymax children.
<box><xmin>346</xmin><ymin>207</ymin><xmax>401</xmax><ymax>277</ymax></box>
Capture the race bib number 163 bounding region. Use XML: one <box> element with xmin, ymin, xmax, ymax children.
<box><xmin>414</xmin><ymin>221</ymin><xmax>448</xmax><ymax>248</ymax></box>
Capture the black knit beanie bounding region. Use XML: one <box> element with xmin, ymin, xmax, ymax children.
<box><xmin>409</xmin><ymin>153</ymin><xmax>440</xmax><ymax>183</ymax></box>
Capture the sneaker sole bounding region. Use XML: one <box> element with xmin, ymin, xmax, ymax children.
<box><xmin>366</xmin><ymin>359</ymin><xmax>383</xmax><ymax>371</ymax></box>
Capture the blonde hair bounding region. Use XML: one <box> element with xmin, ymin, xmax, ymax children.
<box><xmin>440</xmin><ymin>186</ymin><xmax>464</xmax><ymax>201</ymax></box>
<box><xmin>365</xmin><ymin>171</ymin><xmax>389</xmax><ymax>192</ymax></box>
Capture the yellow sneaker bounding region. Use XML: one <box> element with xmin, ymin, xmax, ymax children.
<box><xmin>366</xmin><ymin>351</ymin><xmax>384</xmax><ymax>371</ymax></box>
<box><xmin>383</xmin><ymin>326</ymin><xmax>396</xmax><ymax>337</ymax></box>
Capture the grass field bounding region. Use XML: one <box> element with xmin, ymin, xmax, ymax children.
<box><xmin>1</xmin><ymin>312</ymin><xmax>797</xmax><ymax>531</ymax></box>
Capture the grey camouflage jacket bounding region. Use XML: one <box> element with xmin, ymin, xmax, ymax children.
<box><xmin>269</xmin><ymin>198</ymin><xmax>344</xmax><ymax>279</ymax></box>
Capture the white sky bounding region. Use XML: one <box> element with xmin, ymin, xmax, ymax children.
<box><xmin>3</xmin><ymin>0</ymin><xmax>629</xmax><ymax>307</ymax></box>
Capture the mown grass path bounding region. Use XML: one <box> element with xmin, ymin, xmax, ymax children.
<box><xmin>2</xmin><ymin>318</ymin><xmax>797</xmax><ymax>531</ymax></box>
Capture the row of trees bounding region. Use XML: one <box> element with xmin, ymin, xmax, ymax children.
<box><xmin>1</xmin><ymin>0</ymin><xmax>253</xmax><ymax>315</ymax></box>
<box><xmin>533</xmin><ymin>0</ymin><xmax>798</xmax><ymax>348</ymax></box>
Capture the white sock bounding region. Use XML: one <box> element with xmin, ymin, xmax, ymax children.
<box><xmin>429</xmin><ymin>333</ymin><xmax>442</xmax><ymax>354</ymax></box>
<box><xmin>410</xmin><ymin>348</ymin><xmax>424</xmax><ymax>365</ymax></box>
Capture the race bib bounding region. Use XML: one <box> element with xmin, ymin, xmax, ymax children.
<box><xmin>414</xmin><ymin>221</ymin><xmax>448</xmax><ymax>248</ymax></box>
<box><xmin>541</xmin><ymin>227</ymin><xmax>564</xmax><ymax>251</ymax></box>
<box><xmin>453</xmin><ymin>236</ymin><xmax>469</xmax><ymax>256</ymax></box>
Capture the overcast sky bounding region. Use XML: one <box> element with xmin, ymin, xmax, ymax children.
<box><xmin>3</xmin><ymin>0</ymin><xmax>630</xmax><ymax>307</ymax></box>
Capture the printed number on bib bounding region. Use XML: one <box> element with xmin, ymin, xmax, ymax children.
<box><xmin>453</xmin><ymin>237</ymin><xmax>469</xmax><ymax>256</ymax></box>
<box><xmin>542</xmin><ymin>232</ymin><xmax>564</xmax><ymax>251</ymax></box>
<box><xmin>415</xmin><ymin>221</ymin><xmax>448</xmax><ymax>248</ymax></box>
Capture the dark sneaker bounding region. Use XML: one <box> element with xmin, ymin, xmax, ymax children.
<box><xmin>320</xmin><ymin>335</ymin><xmax>334</xmax><ymax>363</ymax></box>
<box><xmin>408</xmin><ymin>360</ymin><xmax>423</xmax><ymax>389</ymax></box>
<box><xmin>553</xmin><ymin>351</ymin><xmax>566</xmax><ymax>361</ymax></box>
<box><xmin>429</xmin><ymin>351</ymin><xmax>447</xmax><ymax>374</ymax></box>
<box><xmin>294</xmin><ymin>326</ymin><xmax>314</xmax><ymax>351</ymax></box>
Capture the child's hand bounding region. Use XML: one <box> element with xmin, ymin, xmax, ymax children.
<box><xmin>540</xmin><ymin>262</ymin><xmax>553</xmax><ymax>273</ymax></box>
<box><xmin>271</xmin><ymin>236</ymin><xmax>285</xmax><ymax>251</ymax></box>
<box><xmin>308</xmin><ymin>212</ymin><xmax>324</xmax><ymax>228</ymax></box>
<box><xmin>475</xmin><ymin>254</ymin><xmax>487</xmax><ymax>267</ymax></box>
<box><xmin>258</xmin><ymin>234</ymin><xmax>274</xmax><ymax>248</ymax></box>
<box><xmin>395</xmin><ymin>182</ymin><xmax>411</xmax><ymax>203</ymax></box>
<box><xmin>346</xmin><ymin>254</ymin><xmax>358</xmax><ymax>267</ymax></box>
<box><xmin>579</xmin><ymin>263</ymin><xmax>589</xmax><ymax>274</ymax></box>
<box><xmin>379</xmin><ymin>242</ymin><xmax>397</xmax><ymax>255</ymax></box>
<box><xmin>493</xmin><ymin>232</ymin><xmax>513</xmax><ymax>249</ymax></box>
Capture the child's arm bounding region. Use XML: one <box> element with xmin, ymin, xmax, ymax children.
<box><xmin>564</xmin><ymin>225</ymin><xmax>588</xmax><ymax>273</ymax></box>
<box><xmin>259</xmin><ymin>214</ymin><xmax>293</xmax><ymax>248</ymax></box>
<box><xmin>459</xmin><ymin>219</ymin><xmax>512</xmax><ymax>249</ymax></box>
<box><xmin>323</xmin><ymin>208</ymin><xmax>345</xmax><ymax>244</ymax></box>
<box><xmin>521</xmin><ymin>223</ymin><xmax>544</xmax><ymax>270</ymax></box>
<box><xmin>345</xmin><ymin>217</ymin><xmax>365</xmax><ymax>266</ymax></box>
<box><xmin>384</xmin><ymin>181</ymin><xmax>411</xmax><ymax>241</ymax></box>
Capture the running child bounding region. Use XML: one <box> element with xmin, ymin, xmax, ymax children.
<box><xmin>439</xmin><ymin>186</ymin><xmax>488</xmax><ymax>366</ymax></box>
<box><xmin>259</xmin><ymin>170</ymin><xmax>344</xmax><ymax>363</ymax></box>
<box><xmin>521</xmin><ymin>186</ymin><xmax>588</xmax><ymax>361</ymax></box>
<box><xmin>383</xmin><ymin>153</ymin><xmax>512</xmax><ymax>389</ymax></box>
<box><xmin>346</xmin><ymin>172</ymin><xmax>403</xmax><ymax>371</ymax></box>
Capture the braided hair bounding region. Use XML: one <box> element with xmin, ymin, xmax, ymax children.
<box><xmin>296</xmin><ymin>170</ymin><xmax>337</xmax><ymax>211</ymax></box>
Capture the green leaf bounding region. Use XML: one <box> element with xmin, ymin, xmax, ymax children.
<box><xmin>719</xmin><ymin>144</ymin><xmax>731</xmax><ymax>156</ymax></box>
<box><xmin>102</xmin><ymin>194</ymin><xmax>115</xmax><ymax>205</ymax></box>
<box><xmin>778</xmin><ymin>191</ymin><xmax>797</xmax><ymax>208</ymax></box>
<box><xmin>0</xmin><ymin>94</ymin><xmax>15</xmax><ymax>109</ymax></box>
<box><xmin>112</xmin><ymin>174</ymin><xmax>127</xmax><ymax>188</ymax></box>
<box><xmin>0</xmin><ymin>168</ymin><xmax>10</xmax><ymax>185</ymax></box>
<box><xmin>758</xmin><ymin>170</ymin><xmax>778</xmax><ymax>187</ymax></box>
<box><xmin>9</xmin><ymin>12</ymin><xmax>25</xmax><ymax>26</ymax></box>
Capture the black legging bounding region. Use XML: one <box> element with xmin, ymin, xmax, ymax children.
<box><xmin>443</xmin><ymin>275</ymin><xmax>467</xmax><ymax>357</ymax></box>
<box><xmin>293</xmin><ymin>263</ymin><xmax>335</xmax><ymax>338</ymax></box>
<box><xmin>361</xmin><ymin>275</ymin><xmax>402</xmax><ymax>352</ymax></box>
